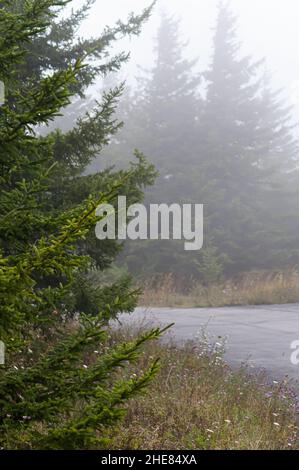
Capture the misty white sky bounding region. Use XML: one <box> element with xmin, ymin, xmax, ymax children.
<box><xmin>69</xmin><ymin>0</ymin><xmax>299</xmax><ymax>116</ymax></box>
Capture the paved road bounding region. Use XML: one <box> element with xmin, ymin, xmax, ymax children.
<box><xmin>121</xmin><ymin>304</ymin><xmax>299</xmax><ymax>387</ymax></box>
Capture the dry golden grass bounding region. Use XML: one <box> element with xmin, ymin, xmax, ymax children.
<box><xmin>139</xmin><ymin>269</ymin><xmax>299</xmax><ymax>308</ymax></box>
<box><xmin>102</xmin><ymin>324</ymin><xmax>299</xmax><ymax>450</ymax></box>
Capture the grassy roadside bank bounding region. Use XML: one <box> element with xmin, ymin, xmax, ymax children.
<box><xmin>139</xmin><ymin>270</ymin><xmax>299</xmax><ymax>308</ymax></box>
<box><xmin>101</xmin><ymin>325</ymin><xmax>299</xmax><ymax>450</ymax></box>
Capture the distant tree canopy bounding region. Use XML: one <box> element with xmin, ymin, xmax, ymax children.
<box><xmin>97</xmin><ymin>2</ymin><xmax>299</xmax><ymax>281</ymax></box>
<box><xmin>0</xmin><ymin>0</ymin><xmax>165</xmax><ymax>450</ymax></box>
<box><xmin>199</xmin><ymin>3</ymin><xmax>299</xmax><ymax>275</ymax></box>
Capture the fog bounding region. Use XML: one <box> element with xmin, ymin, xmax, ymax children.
<box><xmin>74</xmin><ymin>0</ymin><xmax>299</xmax><ymax>113</ymax></box>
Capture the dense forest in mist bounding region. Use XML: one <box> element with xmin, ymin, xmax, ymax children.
<box><xmin>76</xmin><ymin>3</ymin><xmax>299</xmax><ymax>282</ymax></box>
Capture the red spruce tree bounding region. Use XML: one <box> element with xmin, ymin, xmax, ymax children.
<box><xmin>0</xmin><ymin>0</ymin><xmax>167</xmax><ymax>450</ymax></box>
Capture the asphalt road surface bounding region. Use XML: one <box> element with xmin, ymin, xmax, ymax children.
<box><xmin>121</xmin><ymin>304</ymin><xmax>299</xmax><ymax>389</ymax></box>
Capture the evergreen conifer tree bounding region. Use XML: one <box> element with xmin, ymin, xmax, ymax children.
<box><xmin>0</xmin><ymin>0</ymin><xmax>166</xmax><ymax>450</ymax></box>
<box><xmin>4</xmin><ymin>0</ymin><xmax>159</xmax><ymax>313</ymax></box>
<box><xmin>199</xmin><ymin>1</ymin><xmax>299</xmax><ymax>274</ymax></box>
<box><xmin>105</xmin><ymin>12</ymin><xmax>204</xmax><ymax>279</ymax></box>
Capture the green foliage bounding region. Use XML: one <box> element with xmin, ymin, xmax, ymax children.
<box><xmin>0</xmin><ymin>0</ymin><xmax>165</xmax><ymax>450</ymax></box>
<box><xmin>20</xmin><ymin>0</ymin><xmax>159</xmax><ymax>306</ymax></box>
